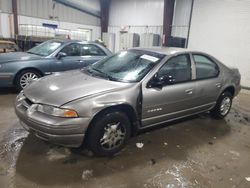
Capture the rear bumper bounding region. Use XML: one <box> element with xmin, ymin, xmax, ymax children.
<box><xmin>15</xmin><ymin>96</ymin><xmax>91</xmax><ymax>147</ymax></box>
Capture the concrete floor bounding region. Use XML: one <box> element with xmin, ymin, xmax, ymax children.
<box><xmin>0</xmin><ymin>89</ymin><xmax>250</xmax><ymax>188</ymax></box>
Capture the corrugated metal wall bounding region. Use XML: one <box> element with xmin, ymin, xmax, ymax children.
<box><xmin>108</xmin><ymin>26</ymin><xmax>163</xmax><ymax>52</ymax></box>
<box><xmin>109</xmin><ymin>0</ymin><xmax>164</xmax><ymax>26</ymax></box>
<box><xmin>0</xmin><ymin>0</ymin><xmax>13</xmax><ymax>38</ymax></box>
<box><xmin>18</xmin><ymin>15</ymin><xmax>101</xmax><ymax>40</ymax></box>
<box><xmin>0</xmin><ymin>13</ymin><xmax>13</xmax><ymax>38</ymax></box>
<box><xmin>16</xmin><ymin>0</ymin><xmax>100</xmax><ymax>26</ymax></box>
<box><xmin>171</xmin><ymin>0</ymin><xmax>192</xmax><ymax>38</ymax></box>
<box><xmin>109</xmin><ymin>0</ymin><xmax>192</xmax><ymax>39</ymax></box>
<box><xmin>0</xmin><ymin>0</ymin><xmax>12</xmax><ymax>13</ymax></box>
<box><xmin>0</xmin><ymin>0</ymin><xmax>101</xmax><ymax>40</ymax></box>
<box><xmin>108</xmin><ymin>0</ymin><xmax>164</xmax><ymax>52</ymax></box>
<box><xmin>73</xmin><ymin>0</ymin><xmax>100</xmax><ymax>11</ymax></box>
<box><xmin>0</xmin><ymin>0</ymin><xmax>100</xmax><ymax>26</ymax></box>
<box><xmin>108</xmin><ymin>0</ymin><xmax>193</xmax><ymax>51</ymax></box>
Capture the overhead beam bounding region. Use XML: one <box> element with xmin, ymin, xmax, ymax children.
<box><xmin>163</xmin><ymin>0</ymin><xmax>175</xmax><ymax>46</ymax></box>
<box><xmin>100</xmin><ymin>0</ymin><xmax>111</xmax><ymax>34</ymax></box>
<box><xmin>12</xmin><ymin>0</ymin><xmax>18</xmax><ymax>36</ymax></box>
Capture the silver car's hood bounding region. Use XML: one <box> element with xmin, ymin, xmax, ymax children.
<box><xmin>24</xmin><ymin>70</ymin><xmax>133</xmax><ymax>107</ymax></box>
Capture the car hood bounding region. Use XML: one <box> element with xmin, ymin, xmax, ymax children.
<box><xmin>24</xmin><ymin>70</ymin><xmax>133</xmax><ymax>107</ymax></box>
<box><xmin>0</xmin><ymin>52</ymin><xmax>42</xmax><ymax>64</ymax></box>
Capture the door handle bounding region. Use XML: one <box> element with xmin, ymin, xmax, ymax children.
<box><xmin>216</xmin><ymin>83</ymin><xmax>221</xmax><ymax>88</ymax></box>
<box><xmin>185</xmin><ymin>89</ymin><xmax>193</xmax><ymax>95</ymax></box>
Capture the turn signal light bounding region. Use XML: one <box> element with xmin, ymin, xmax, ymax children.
<box><xmin>63</xmin><ymin>110</ymin><xmax>78</xmax><ymax>118</ymax></box>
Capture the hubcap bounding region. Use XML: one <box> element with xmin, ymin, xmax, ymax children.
<box><xmin>20</xmin><ymin>72</ymin><xmax>39</xmax><ymax>89</ymax></box>
<box><xmin>100</xmin><ymin>122</ymin><xmax>126</xmax><ymax>150</ymax></box>
<box><xmin>220</xmin><ymin>97</ymin><xmax>231</xmax><ymax>116</ymax></box>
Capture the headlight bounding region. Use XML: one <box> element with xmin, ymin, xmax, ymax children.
<box><xmin>37</xmin><ymin>104</ymin><xmax>78</xmax><ymax>118</ymax></box>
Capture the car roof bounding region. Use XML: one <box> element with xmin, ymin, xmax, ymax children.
<box><xmin>131</xmin><ymin>47</ymin><xmax>195</xmax><ymax>56</ymax></box>
<box><xmin>47</xmin><ymin>39</ymin><xmax>96</xmax><ymax>45</ymax></box>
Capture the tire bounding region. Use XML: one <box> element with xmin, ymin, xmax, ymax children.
<box><xmin>15</xmin><ymin>69</ymin><xmax>42</xmax><ymax>92</ymax></box>
<box><xmin>211</xmin><ymin>91</ymin><xmax>233</xmax><ymax>119</ymax></box>
<box><xmin>86</xmin><ymin>111</ymin><xmax>131</xmax><ymax>157</ymax></box>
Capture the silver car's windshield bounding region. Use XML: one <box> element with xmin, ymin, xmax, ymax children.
<box><xmin>86</xmin><ymin>50</ymin><xmax>165</xmax><ymax>83</ymax></box>
<box><xmin>27</xmin><ymin>41</ymin><xmax>62</xmax><ymax>56</ymax></box>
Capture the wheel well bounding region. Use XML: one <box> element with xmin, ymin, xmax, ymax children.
<box><xmin>13</xmin><ymin>68</ymin><xmax>43</xmax><ymax>84</ymax></box>
<box><xmin>87</xmin><ymin>104</ymin><xmax>139</xmax><ymax>137</ymax></box>
<box><xmin>223</xmin><ymin>86</ymin><xmax>235</xmax><ymax>97</ymax></box>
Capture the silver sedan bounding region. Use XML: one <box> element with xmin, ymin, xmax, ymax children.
<box><xmin>15</xmin><ymin>47</ymin><xmax>241</xmax><ymax>156</ymax></box>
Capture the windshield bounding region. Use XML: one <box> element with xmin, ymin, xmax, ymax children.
<box><xmin>86</xmin><ymin>50</ymin><xmax>165</xmax><ymax>83</ymax></box>
<box><xmin>27</xmin><ymin>41</ymin><xmax>62</xmax><ymax>56</ymax></box>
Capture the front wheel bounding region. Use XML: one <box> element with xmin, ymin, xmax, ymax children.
<box><xmin>86</xmin><ymin>111</ymin><xmax>131</xmax><ymax>156</ymax></box>
<box><xmin>211</xmin><ymin>91</ymin><xmax>233</xmax><ymax>119</ymax></box>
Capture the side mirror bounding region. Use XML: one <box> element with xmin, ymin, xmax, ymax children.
<box><xmin>147</xmin><ymin>74</ymin><xmax>175</xmax><ymax>88</ymax></box>
<box><xmin>57</xmin><ymin>52</ymin><xmax>67</xmax><ymax>59</ymax></box>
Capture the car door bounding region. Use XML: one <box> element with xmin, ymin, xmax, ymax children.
<box><xmin>191</xmin><ymin>54</ymin><xmax>222</xmax><ymax>109</ymax></box>
<box><xmin>79</xmin><ymin>44</ymin><xmax>107</xmax><ymax>66</ymax></box>
<box><xmin>53</xmin><ymin>43</ymin><xmax>84</xmax><ymax>72</ymax></box>
<box><xmin>141</xmin><ymin>54</ymin><xmax>198</xmax><ymax>127</ymax></box>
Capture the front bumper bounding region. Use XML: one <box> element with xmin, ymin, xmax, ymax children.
<box><xmin>15</xmin><ymin>96</ymin><xmax>90</xmax><ymax>147</ymax></box>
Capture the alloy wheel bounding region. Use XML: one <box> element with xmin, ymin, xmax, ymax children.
<box><xmin>100</xmin><ymin>122</ymin><xmax>126</xmax><ymax>150</ymax></box>
<box><xmin>220</xmin><ymin>96</ymin><xmax>232</xmax><ymax>116</ymax></box>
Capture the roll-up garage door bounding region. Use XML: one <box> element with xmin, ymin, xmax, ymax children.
<box><xmin>188</xmin><ymin>0</ymin><xmax>250</xmax><ymax>87</ymax></box>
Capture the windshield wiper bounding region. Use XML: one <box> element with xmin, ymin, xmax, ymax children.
<box><xmin>90</xmin><ymin>68</ymin><xmax>117</xmax><ymax>81</ymax></box>
<box><xmin>27</xmin><ymin>51</ymin><xmax>43</xmax><ymax>56</ymax></box>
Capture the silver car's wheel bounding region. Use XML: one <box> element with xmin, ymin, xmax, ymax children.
<box><xmin>220</xmin><ymin>97</ymin><xmax>232</xmax><ymax>116</ymax></box>
<box><xmin>100</xmin><ymin>122</ymin><xmax>126</xmax><ymax>150</ymax></box>
<box><xmin>20</xmin><ymin>72</ymin><xmax>39</xmax><ymax>89</ymax></box>
<box><xmin>211</xmin><ymin>91</ymin><xmax>233</xmax><ymax>119</ymax></box>
<box><xmin>86</xmin><ymin>111</ymin><xmax>131</xmax><ymax>156</ymax></box>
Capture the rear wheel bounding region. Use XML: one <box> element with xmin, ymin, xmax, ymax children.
<box><xmin>211</xmin><ymin>91</ymin><xmax>233</xmax><ymax>119</ymax></box>
<box><xmin>86</xmin><ymin>111</ymin><xmax>131</xmax><ymax>156</ymax></box>
<box><xmin>15</xmin><ymin>69</ymin><xmax>41</xmax><ymax>92</ymax></box>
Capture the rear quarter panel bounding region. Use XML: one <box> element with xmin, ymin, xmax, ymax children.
<box><xmin>220</xmin><ymin>64</ymin><xmax>241</xmax><ymax>97</ymax></box>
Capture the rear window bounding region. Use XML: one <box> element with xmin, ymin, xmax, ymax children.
<box><xmin>193</xmin><ymin>54</ymin><xmax>219</xmax><ymax>79</ymax></box>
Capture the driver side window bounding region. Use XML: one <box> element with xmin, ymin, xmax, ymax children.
<box><xmin>158</xmin><ymin>54</ymin><xmax>192</xmax><ymax>84</ymax></box>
